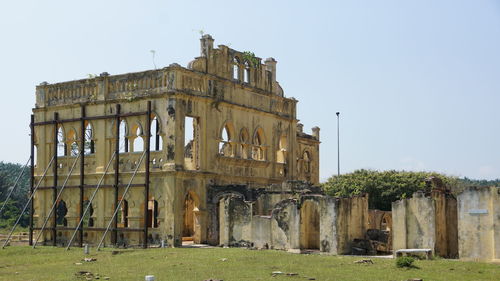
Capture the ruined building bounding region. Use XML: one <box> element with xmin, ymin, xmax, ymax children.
<box><xmin>29</xmin><ymin>35</ymin><xmax>327</xmax><ymax>248</ymax></box>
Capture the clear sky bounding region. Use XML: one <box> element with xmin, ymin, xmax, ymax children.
<box><xmin>1</xmin><ymin>0</ymin><xmax>499</xmax><ymax>181</ymax></box>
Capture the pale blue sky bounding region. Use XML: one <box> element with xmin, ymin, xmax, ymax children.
<box><xmin>1</xmin><ymin>0</ymin><xmax>499</xmax><ymax>181</ymax></box>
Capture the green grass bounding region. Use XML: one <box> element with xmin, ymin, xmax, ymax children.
<box><xmin>0</xmin><ymin>246</ymin><xmax>499</xmax><ymax>281</ymax></box>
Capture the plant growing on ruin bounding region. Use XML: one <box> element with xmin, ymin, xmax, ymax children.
<box><xmin>242</xmin><ymin>51</ymin><xmax>259</xmax><ymax>67</ymax></box>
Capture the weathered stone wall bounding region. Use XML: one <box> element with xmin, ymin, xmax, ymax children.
<box><xmin>392</xmin><ymin>190</ymin><xmax>458</xmax><ymax>257</ymax></box>
<box><xmin>270</xmin><ymin>199</ymin><xmax>300</xmax><ymax>251</ymax></box>
<box><xmin>457</xmin><ymin>186</ymin><xmax>500</xmax><ymax>262</ymax></box>
<box><xmin>392</xmin><ymin>192</ymin><xmax>436</xmax><ymax>253</ymax></box>
<box><xmin>221</xmin><ymin>193</ymin><xmax>369</xmax><ymax>255</ymax></box>
<box><xmin>335</xmin><ymin>194</ymin><xmax>369</xmax><ymax>254</ymax></box>
<box><xmin>218</xmin><ymin>195</ymin><xmax>252</xmax><ymax>247</ymax></box>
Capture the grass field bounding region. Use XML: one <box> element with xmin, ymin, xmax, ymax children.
<box><xmin>0</xmin><ymin>246</ymin><xmax>499</xmax><ymax>281</ymax></box>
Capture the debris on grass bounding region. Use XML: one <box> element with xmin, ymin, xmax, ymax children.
<box><xmin>83</xmin><ymin>257</ymin><xmax>97</xmax><ymax>262</ymax></box>
<box><xmin>354</xmin><ymin>259</ymin><xmax>374</xmax><ymax>264</ymax></box>
<box><xmin>220</xmin><ymin>258</ymin><xmax>228</xmax><ymax>262</ymax></box>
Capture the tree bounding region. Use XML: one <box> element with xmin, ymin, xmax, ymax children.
<box><xmin>321</xmin><ymin>169</ymin><xmax>459</xmax><ymax>211</ymax></box>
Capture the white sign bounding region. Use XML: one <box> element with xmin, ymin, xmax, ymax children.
<box><xmin>469</xmin><ymin>209</ymin><xmax>488</xmax><ymax>214</ymax></box>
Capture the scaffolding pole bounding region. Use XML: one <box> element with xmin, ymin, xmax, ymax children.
<box><xmin>33</xmin><ymin>154</ymin><xmax>80</xmax><ymax>248</ymax></box>
<box><xmin>65</xmin><ymin>152</ymin><xmax>116</xmax><ymax>250</ymax></box>
<box><xmin>96</xmin><ymin>150</ymin><xmax>146</xmax><ymax>251</ymax></box>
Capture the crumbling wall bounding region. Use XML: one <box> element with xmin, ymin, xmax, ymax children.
<box><xmin>457</xmin><ymin>186</ymin><xmax>500</xmax><ymax>262</ymax></box>
<box><xmin>270</xmin><ymin>199</ymin><xmax>300</xmax><ymax>251</ymax></box>
<box><xmin>218</xmin><ymin>195</ymin><xmax>252</xmax><ymax>247</ymax></box>
<box><xmin>392</xmin><ymin>190</ymin><xmax>458</xmax><ymax>257</ymax></box>
<box><xmin>319</xmin><ymin>196</ymin><xmax>338</xmax><ymax>254</ymax></box>
<box><xmin>432</xmin><ymin>190</ymin><xmax>458</xmax><ymax>258</ymax></box>
<box><xmin>251</xmin><ymin>215</ymin><xmax>272</xmax><ymax>249</ymax></box>
<box><xmin>392</xmin><ymin>191</ymin><xmax>436</xmax><ymax>252</ymax></box>
<box><xmin>335</xmin><ymin>194</ymin><xmax>369</xmax><ymax>254</ymax></box>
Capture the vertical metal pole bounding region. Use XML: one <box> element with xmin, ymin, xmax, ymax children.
<box><xmin>29</xmin><ymin>115</ymin><xmax>35</xmax><ymax>246</ymax></box>
<box><xmin>113</xmin><ymin>104</ymin><xmax>121</xmax><ymax>245</ymax></box>
<box><xmin>144</xmin><ymin>101</ymin><xmax>151</xmax><ymax>248</ymax></box>
<box><xmin>336</xmin><ymin>112</ymin><xmax>340</xmax><ymax>176</ymax></box>
<box><xmin>53</xmin><ymin>112</ymin><xmax>59</xmax><ymax>246</ymax></box>
<box><xmin>79</xmin><ymin>105</ymin><xmax>86</xmax><ymax>247</ymax></box>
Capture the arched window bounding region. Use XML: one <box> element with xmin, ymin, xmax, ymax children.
<box><xmin>33</xmin><ymin>145</ymin><xmax>38</xmax><ymax>168</ymax></box>
<box><xmin>239</xmin><ymin>128</ymin><xmax>250</xmax><ymax>159</ymax></box>
<box><xmin>150</xmin><ymin>116</ymin><xmax>162</xmax><ymax>151</ymax></box>
<box><xmin>119</xmin><ymin>120</ymin><xmax>128</xmax><ymax>153</ymax></box>
<box><xmin>132</xmin><ymin>124</ymin><xmax>144</xmax><ymax>152</ymax></box>
<box><xmin>232</xmin><ymin>57</ymin><xmax>240</xmax><ymax>80</ymax></box>
<box><xmin>218</xmin><ymin>123</ymin><xmax>234</xmax><ymax>157</ymax></box>
<box><xmin>57</xmin><ymin>125</ymin><xmax>66</xmax><ymax>157</ymax></box>
<box><xmin>303</xmin><ymin>151</ymin><xmax>311</xmax><ymax>174</ymax></box>
<box><xmin>56</xmin><ymin>199</ymin><xmax>68</xmax><ymax>226</ymax></box>
<box><xmin>277</xmin><ymin>135</ymin><xmax>287</xmax><ymax>163</ymax></box>
<box><xmin>148</xmin><ymin>199</ymin><xmax>159</xmax><ymax>228</ymax></box>
<box><xmin>244</xmin><ymin>61</ymin><xmax>250</xmax><ymax>83</ymax></box>
<box><xmin>67</xmin><ymin>129</ymin><xmax>79</xmax><ymax>157</ymax></box>
<box><xmin>84</xmin><ymin>122</ymin><xmax>95</xmax><ymax>155</ymax></box>
<box><xmin>83</xmin><ymin>200</ymin><xmax>94</xmax><ymax>227</ymax></box>
<box><xmin>117</xmin><ymin>199</ymin><xmax>128</xmax><ymax>228</ymax></box>
<box><xmin>252</xmin><ymin>128</ymin><xmax>266</xmax><ymax>161</ymax></box>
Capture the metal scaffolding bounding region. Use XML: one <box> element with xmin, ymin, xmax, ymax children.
<box><xmin>26</xmin><ymin>101</ymin><xmax>152</xmax><ymax>248</ymax></box>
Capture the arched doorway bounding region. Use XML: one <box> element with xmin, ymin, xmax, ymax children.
<box><xmin>183</xmin><ymin>191</ymin><xmax>200</xmax><ymax>244</ymax></box>
<box><xmin>300</xmin><ymin>200</ymin><xmax>320</xmax><ymax>250</ymax></box>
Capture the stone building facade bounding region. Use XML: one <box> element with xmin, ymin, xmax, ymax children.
<box><xmin>30</xmin><ymin>35</ymin><xmax>321</xmax><ymax>247</ymax></box>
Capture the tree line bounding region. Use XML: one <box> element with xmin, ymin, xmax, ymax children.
<box><xmin>322</xmin><ymin>169</ymin><xmax>500</xmax><ymax>211</ymax></box>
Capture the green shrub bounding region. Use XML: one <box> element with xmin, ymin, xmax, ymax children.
<box><xmin>396</xmin><ymin>256</ymin><xmax>415</xmax><ymax>268</ymax></box>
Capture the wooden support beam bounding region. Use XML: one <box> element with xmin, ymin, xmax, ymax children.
<box><xmin>79</xmin><ymin>105</ymin><xmax>86</xmax><ymax>247</ymax></box>
<box><xmin>29</xmin><ymin>115</ymin><xmax>34</xmax><ymax>246</ymax></box>
<box><xmin>52</xmin><ymin>112</ymin><xmax>58</xmax><ymax>246</ymax></box>
<box><xmin>113</xmin><ymin>104</ymin><xmax>121</xmax><ymax>245</ymax></box>
<box><xmin>144</xmin><ymin>101</ymin><xmax>152</xmax><ymax>248</ymax></box>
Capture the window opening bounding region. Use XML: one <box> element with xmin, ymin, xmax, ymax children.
<box><xmin>67</xmin><ymin>129</ymin><xmax>79</xmax><ymax>157</ymax></box>
<box><xmin>119</xmin><ymin>120</ymin><xmax>128</xmax><ymax>153</ymax></box>
<box><xmin>57</xmin><ymin>126</ymin><xmax>66</xmax><ymax>157</ymax></box>
<box><xmin>133</xmin><ymin>125</ymin><xmax>144</xmax><ymax>152</ymax></box>
<box><xmin>147</xmin><ymin>199</ymin><xmax>158</xmax><ymax>228</ymax></box>
<box><xmin>244</xmin><ymin>61</ymin><xmax>250</xmax><ymax>83</ymax></box>
<box><xmin>83</xmin><ymin>200</ymin><xmax>94</xmax><ymax>227</ymax></box>
<box><xmin>252</xmin><ymin>129</ymin><xmax>265</xmax><ymax>160</ymax></box>
<box><xmin>84</xmin><ymin>123</ymin><xmax>95</xmax><ymax>155</ymax></box>
<box><xmin>240</xmin><ymin>128</ymin><xmax>249</xmax><ymax>159</ymax></box>
<box><xmin>277</xmin><ymin>135</ymin><xmax>287</xmax><ymax>163</ymax></box>
<box><xmin>117</xmin><ymin>199</ymin><xmax>128</xmax><ymax>228</ymax></box>
<box><xmin>232</xmin><ymin>57</ymin><xmax>240</xmax><ymax>80</ymax></box>
<box><xmin>219</xmin><ymin>125</ymin><xmax>232</xmax><ymax>156</ymax></box>
<box><xmin>150</xmin><ymin>116</ymin><xmax>162</xmax><ymax>151</ymax></box>
<box><xmin>56</xmin><ymin>199</ymin><xmax>68</xmax><ymax>226</ymax></box>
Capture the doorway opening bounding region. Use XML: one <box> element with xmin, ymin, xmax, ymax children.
<box><xmin>183</xmin><ymin>191</ymin><xmax>200</xmax><ymax>244</ymax></box>
<box><xmin>300</xmin><ymin>200</ymin><xmax>320</xmax><ymax>250</ymax></box>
